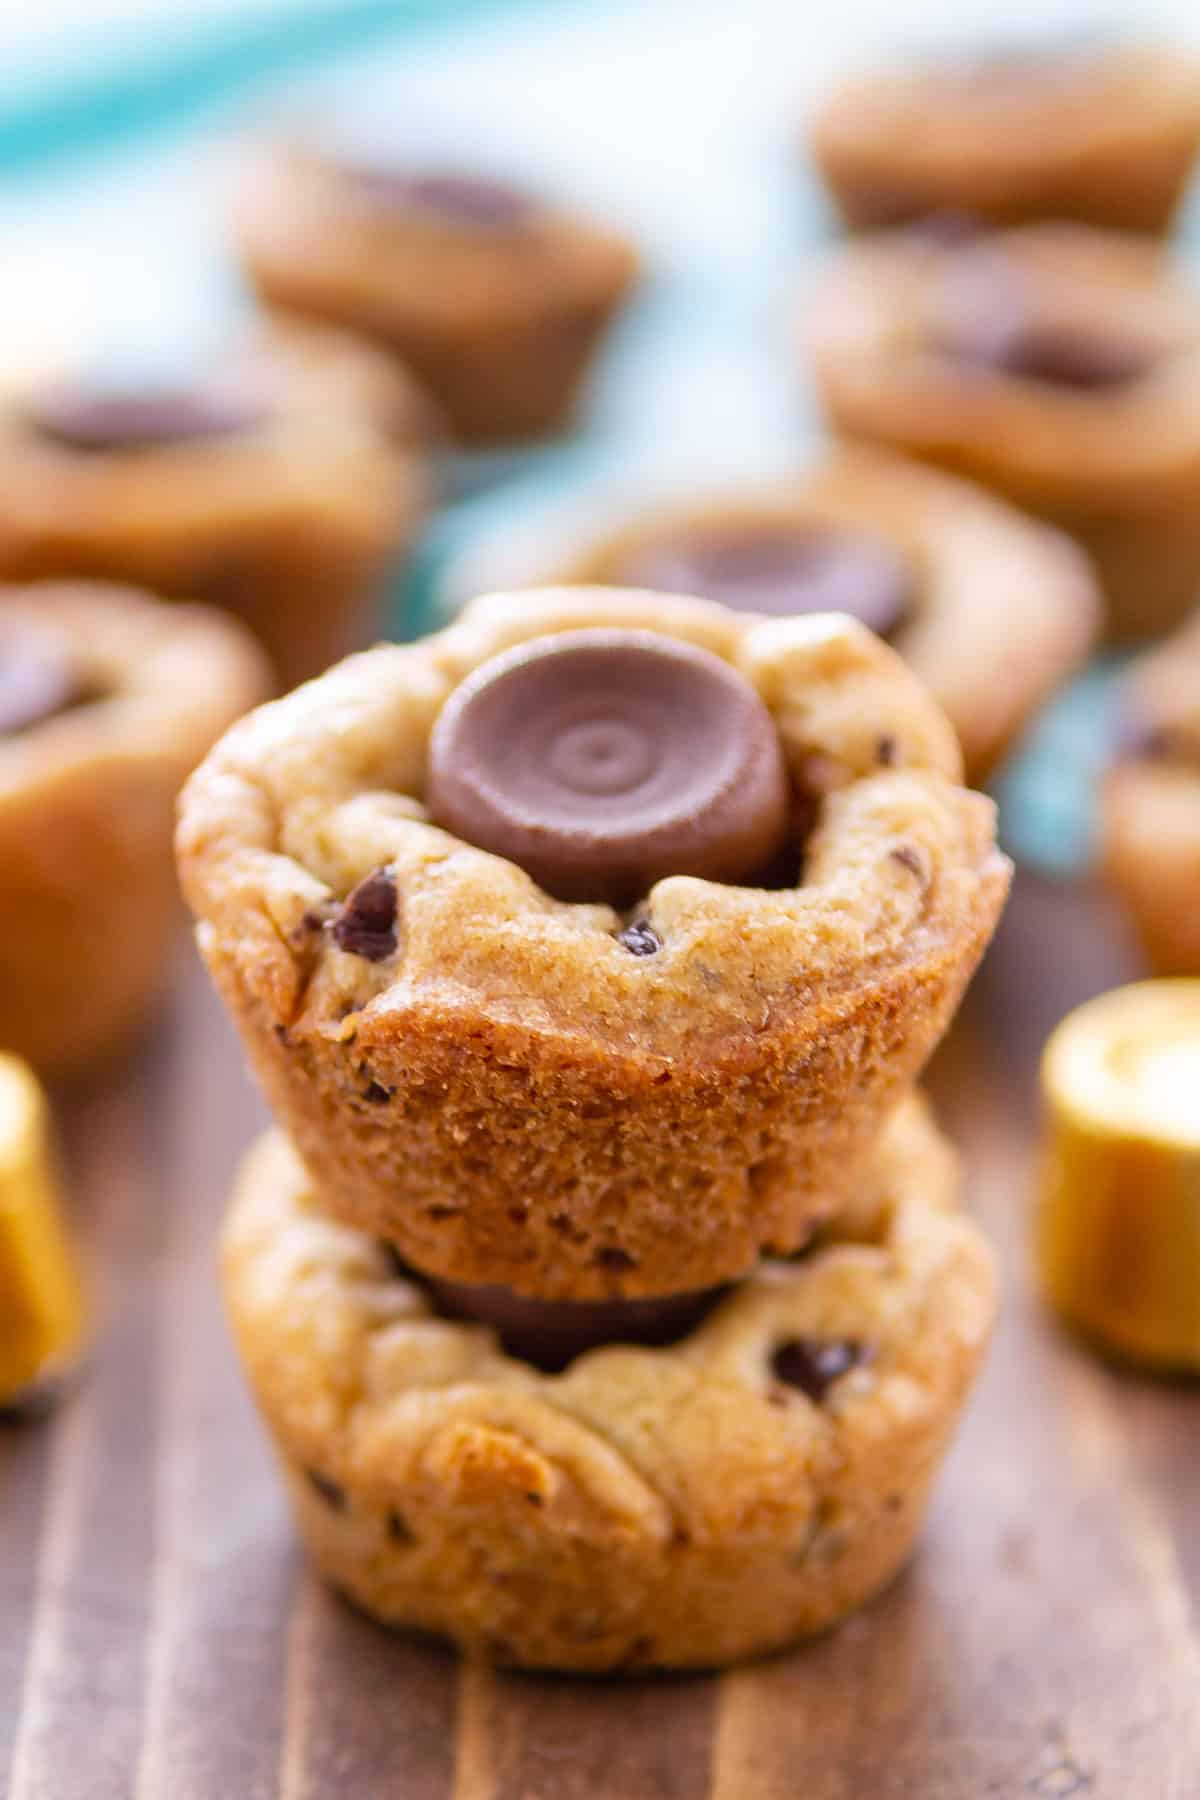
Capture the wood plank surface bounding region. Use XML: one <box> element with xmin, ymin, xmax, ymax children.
<box><xmin>2</xmin><ymin>872</ymin><xmax>1197</xmax><ymax>1800</ymax></box>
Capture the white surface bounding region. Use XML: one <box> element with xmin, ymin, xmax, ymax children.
<box><xmin>4</xmin><ymin>0</ymin><xmax>1200</xmax><ymax>483</ymax></box>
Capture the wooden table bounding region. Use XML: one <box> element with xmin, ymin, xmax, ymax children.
<box><xmin>2</xmin><ymin>872</ymin><xmax>1197</xmax><ymax>1800</ymax></box>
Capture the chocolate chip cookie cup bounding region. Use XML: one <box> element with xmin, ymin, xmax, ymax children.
<box><xmin>179</xmin><ymin>586</ymin><xmax>1009</xmax><ymax>1300</ymax></box>
<box><xmin>0</xmin><ymin>320</ymin><xmax>431</xmax><ymax>689</ymax></box>
<box><xmin>235</xmin><ymin>144</ymin><xmax>639</xmax><ymax>446</ymax></box>
<box><xmin>550</xmin><ymin>450</ymin><xmax>1099</xmax><ymax>783</ymax></box>
<box><xmin>222</xmin><ymin>1093</ymin><xmax>996</xmax><ymax>1670</ymax></box>
<box><xmin>0</xmin><ymin>581</ymin><xmax>268</xmax><ymax>1077</ymax></box>
<box><xmin>1102</xmin><ymin>615</ymin><xmax>1200</xmax><ymax>975</ymax></box>
<box><xmin>810</xmin><ymin>38</ymin><xmax>1200</xmax><ymax>234</ymax></box>
<box><xmin>807</xmin><ymin>223</ymin><xmax>1200</xmax><ymax>642</ymax></box>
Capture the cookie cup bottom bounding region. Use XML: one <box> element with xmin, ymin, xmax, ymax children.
<box><xmin>221</xmin><ymin>1094</ymin><xmax>996</xmax><ymax>1671</ymax></box>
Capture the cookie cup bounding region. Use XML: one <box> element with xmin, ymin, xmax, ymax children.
<box><xmin>808</xmin><ymin>223</ymin><xmax>1200</xmax><ymax>640</ymax></box>
<box><xmin>0</xmin><ymin>321</ymin><xmax>431</xmax><ymax>688</ymax></box>
<box><xmin>237</xmin><ymin>144</ymin><xmax>638</xmax><ymax>445</ymax></box>
<box><xmin>810</xmin><ymin>42</ymin><xmax>1200</xmax><ymax>235</ymax></box>
<box><xmin>0</xmin><ymin>582</ymin><xmax>268</xmax><ymax>1075</ymax></box>
<box><xmin>556</xmin><ymin>449</ymin><xmax>1098</xmax><ymax>782</ymax></box>
<box><xmin>180</xmin><ymin>587</ymin><xmax>1008</xmax><ymax>1299</ymax></box>
<box><xmin>222</xmin><ymin>1094</ymin><xmax>996</xmax><ymax>1671</ymax></box>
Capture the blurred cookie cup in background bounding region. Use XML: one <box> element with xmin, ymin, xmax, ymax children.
<box><xmin>0</xmin><ymin>320</ymin><xmax>432</xmax><ymax>690</ymax></box>
<box><xmin>178</xmin><ymin>585</ymin><xmax>1009</xmax><ymax>1301</ymax></box>
<box><xmin>0</xmin><ymin>1054</ymin><xmax>86</xmax><ymax>1410</ymax></box>
<box><xmin>807</xmin><ymin>222</ymin><xmax>1200</xmax><ymax>642</ymax></box>
<box><xmin>235</xmin><ymin>140</ymin><xmax>639</xmax><ymax>446</ymax></box>
<box><xmin>0</xmin><ymin>582</ymin><xmax>267</xmax><ymax>1077</ymax></box>
<box><xmin>1103</xmin><ymin>612</ymin><xmax>1200</xmax><ymax>975</ymax></box>
<box><xmin>810</xmin><ymin>37</ymin><xmax>1200</xmax><ymax>235</ymax></box>
<box><xmin>509</xmin><ymin>450</ymin><xmax>1098</xmax><ymax>784</ymax></box>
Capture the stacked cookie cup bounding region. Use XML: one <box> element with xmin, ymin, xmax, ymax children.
<box><xmin>178</xmin><ymin>585</ymin><xmax>1008</xmax><ymax>1670</ymax></box>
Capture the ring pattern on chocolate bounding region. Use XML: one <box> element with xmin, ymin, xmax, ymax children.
<box><xmin>26</xmin><ymin>381</ymin><xmax>268</xmax><ymax>452</ymax></box>
<box><xmin>426</xmin><ymin>628</ymin><xmax>791</xmax><ymax>906</ymax></box>
<box><xmin>0</xmin><ymin>631</ymin><xmax>79</xmax><ymax>737</ymax></box>
<box><xmin>614</xmin><ymin>526</ymin><xmax>913</xmax><ymax>638</ymax></box>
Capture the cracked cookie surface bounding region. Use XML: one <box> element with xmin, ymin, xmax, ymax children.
<box><xmin>222</xmin><ymin>1093</ymin><xmax>996</xmax><ymax>1670</ymax></box>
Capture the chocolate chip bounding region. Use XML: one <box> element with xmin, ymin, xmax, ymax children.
<box><xmin>27</xmin><ymin>381</ymin><xmax>266</xmax><ymax>452</ymax></box>
<box><xmin>616</xmin><ymin>918</ymin><xmax>662</xmax><ymax>956</ymax></box>
<box><xmin>362</xmin><ymin>1080</ymin><xmax>392</xmax><ymax>1104</ymax></box>
<box><xmin>876</xmin><ymin>734</ymin><xmax>898</xmax><ymax>766</ymax></box>
<box><xmin>595</xmin><ymin>1247</ymin><xmax>635</xmax><ymax>1271</ymax></box>
<box><xmin>306</xmin><ymin>1468</ymin><xmax>346</xmax><ymax>1510</ymax></box>
<box><xmin>771</xmin><ymin>1337</ymin><xmax>866</xmax><ymax>1402</ymax></box>
<box><xmin>331</xmin><ymin>868</ymin><xmax>398</xmax><ymax>961</ymax></box>
<box><xmin>427</xmin><ymin>631</ymin><xmax>790</xmax><ymax>906</ymax></box>
<box><xmin>387</xmin><ymin>1509</ymin><xmax>414</xmax><ymax>1544</ymax></box>
<box><xmin>891</xmin><ymin>844</ymin><xmax>927</xmax><ymax>880</ymax></box>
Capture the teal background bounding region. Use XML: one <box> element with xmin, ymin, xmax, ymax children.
<box><xmin>4</xmin><ymin>0</ymin><xmax>1198</xmax><ymax>875</ymax></box>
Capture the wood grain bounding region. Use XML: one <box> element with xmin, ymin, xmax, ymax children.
<box><xmin>2</xmin><ymin>875</ymin><xmax>1197</xmax><ymax>1799</ymax></box>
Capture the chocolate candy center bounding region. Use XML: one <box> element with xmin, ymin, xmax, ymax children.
<box><xmin>27</xmin><ymin>381</ymin><xmax>266</xmax><ymax>453</ymax></box>
<box><xmin>426</xmin><ymin>629</ymin><xmax>791</xmax><ymax>907</ymax></box>
<box><xmin>1116</xmin><ymin>716</ymin><xmax>1200</xmax><ymax>767</ymax></box>
<box><xmin>346</xmin><ymin>164</ymin><xmax>533</xmax><ymax>229</ymax></box>
<box><xmin>934</xmin><ymin>258</ymin><xmax>1154</xmax><ymax>392</ymax></box>
<box><xmin>615</xmin><ymin>527</ymin><xmax>912</xmax><ymax>639</ymax></box>
<box><xmin>0</xmin><ymin>631</ymin><xmax>79</xmax><ymax>736</ymax></box>
<box><xmin>418</xmin><ymin>1269</ymin><xmax>727</xmax><ymax>1373</ymax></box>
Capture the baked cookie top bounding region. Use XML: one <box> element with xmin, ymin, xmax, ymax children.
<box><xmin>0</xmin><ymin>580</ymin><xmax>269</xmax><ymax>802</ymax></box>
<box><xmin>551</xmin><ymin>450</ymin><xmax>1098</xmax><ymax>781</ymax></box>
<box><xmin>0</xmin><ymin>318</ymin><xmax>431</xmax><ymax>554</ymax></box>
<box><xmin>236</xmin><ymin>141</ymin><xmax>639</xmax><ymax>335</ymax></box>
<box><xmin>178</xmin><ymin>585</ymin><xmax>1007</xmax><ymax>1062</ymax></box>
<box><xmin>807</xmin><ymin>222</ymin><xmax>1200</xmax><ymax>506</ymax></box>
